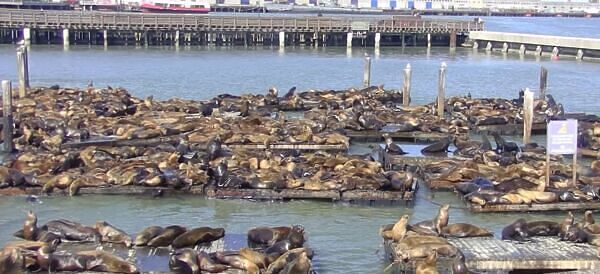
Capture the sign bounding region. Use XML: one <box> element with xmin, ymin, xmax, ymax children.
<box><xmin>351</xmin><ymin>21</ymin><xmax>369</xmax><ymax>31</ymax></box>
<box><xmin>547</xmin><ymin>119</ymin><xmax>578</xmax><ymax>155</ymax></box>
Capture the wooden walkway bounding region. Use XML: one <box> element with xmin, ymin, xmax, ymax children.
<box><xmin>0</xmin><ymin>9</ymin><xmax>483</xmax><ymax>34</ymax></box>
<box><xmin>346</xmin><ymin>130</ymin><xmax>447</xmax><ymax>142</ymax></box>
<box><xmin>467</xmin><ymin>201</ymin><xmax>600</xmax><ymax>213</ymax></box>
<box><xmin>385</xmin><ymin>237</ymin><xmax>600</xmax><ymax>272</ymax></box>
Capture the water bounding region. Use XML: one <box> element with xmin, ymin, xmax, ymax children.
<box><xmin>0</xmin><ymin>15</ymin><xmax>598</xmax><ymax>273</ymax></box>
<box><xmin>0</xmin><ymin>195</ymin><xmax>570</xmax><ymax>273</ymax></box>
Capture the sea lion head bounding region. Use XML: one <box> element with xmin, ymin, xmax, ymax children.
<box><xmin>584</xmin><ymin>210</ymin><xmax>595</xmax><ymax>226</ymax></box>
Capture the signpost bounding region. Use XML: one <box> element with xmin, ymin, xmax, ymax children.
<box><xmin>546</xmin><ymin>119</ymin><xmax>578</xmax><ymax>187</ymax></box>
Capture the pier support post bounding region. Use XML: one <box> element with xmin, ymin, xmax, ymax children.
<box><xmin>519</xmin><ymin>44</ymin><xmax>526</xmax><ymax>55</ymax></box>
<box><xmin>103</xmin><ymin>30</ymin><xmax>108</xmax><ymax>47</ymax></box>
<box><xmin>502</xmin><ymin>42</ymin><xmax>509</xmax><ymax>53</ymax></box>
<box><xmin>535</xmin><ymin>45</ymin><xmax>542</xmax><ymax>56</ymax></box>
<box><xmin>539</xmin><ymin>66</ymin><xmax>548</xmax><ymax>100</ymax></box>
<box><xmin>279</xmin><ymin>31</ymin><xmax>285</xmax><ymax>48</ymax></box>
<box><xmin>427</xmin><ymin>33</ymin><xmax>431</xmax><ymax>48</ymax></box>
<box><xmin>346</xmin><ymin>32</ymin><xmax>353</xmax><ymax>48</ymax></box>
<box><xmin>485</xmin><ymin>42</ymin><xmax>492</xmax><ymax>51</ymax></box>
<box><xmin>16</xmin><ymin>46</ymin><xmax>29</xmax><ymax>98</ymax></box>
<box><xmin>62</xmin><ymin>28</ymin><xmax>69</xmax><ymax>46</ymax></box>
<box><xmin>437</xmin><ymin>62</ymin><xmax>447</xmax><ymax>119</ymax></box>
<box><xmin>401</xmin><ymin>33</ymin><xmax>405</xmax><ymax>47</ymax></box>
<box><xmin>175</xmin><ymin>30</ymin><xmax>180</xmax><ymax>46</ymax></box>
<box><xmin>363</xmin><ymin>55</ymin><xmax>371</xmax><ymax>87</ymax></box>
<box><xmin>2</xmin><ymin>80</ymin><xmax>14</xmax><ymax>153</ymax></box>
<box><xmin>449</xmin><ymin>31</ymin><xmax>456</xmax><ymax>48</ymax></box>
<box><xmin>23</xmin><ymin>27</ymin><xmax>31</xmax><ymax>45</ymax></box>
<box><xmin>523</xmin><ymin>88</ymin><xmax>534</xmax><ymax>145</ymax></box>
<box><xmin>375</xmin><ymin>33</ymin><xmax>381</xmax><ymax>49</ymax></box>
<box><xmin>551</xmin><ymin>47</ymin><xmax>559</xmax><ymax>58</ymax></box>
<box><xmin>472</xmin><ymin>41</ymin><xmax>478</xmax><ymax>49</ymax></box>
<box><xmin>402</xmin><ymin>63</ymin><xmax>412</xmax><ymax>106</ymax></box>
<box><xmin>576</xmin><ymin>49</ymin><xmax>584</xmax><ymax>60</ymax></box>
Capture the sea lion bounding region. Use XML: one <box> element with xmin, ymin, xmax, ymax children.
<box><xmin>527</xmin><ymin>221</ymin><xmax>560</xmax><ymax>236</ymax></box>
<box><xmin>582</xmin><ymin>211</ymin><xmax>600</xmax><ymax>234</ymax></box>
<box><xmin>171</xmin><ymin>227</ymin><xmax>225</xmax><ymax>249</ymax></box>
<box><xmin>169</xmin><ymin>248</ymin><xmax>200</xmax><ymax>274</ymax></box>
<box><xmin>415</xmin><ymin>250</ymin><xmax>438</xmax><ymax>274</ymax></box>
<box><xmin>78</xmin><ymin>250</ymin><xmax>139</xmax><ymax>274</ymax></box>
<box><xmin>41</xmin><ymin>219</ymin><xmax>101</xmax><ymax>242</ymax></box>
<box><xmin>421</xmin><ymin>137</ymin><xmax>451</xmax><ymax>154</ymax></box>
<box><xmin>390</xmin><ymin>215</ymin><xmax>410</xmax><ymax>242</ymax></box>
<box><xmin>564</xmin><ymin>226</ymin><xmax>590</xmax><ymax>243</ymax></box>
<box><xmin>382</xmin><ymin>133</ymin><xmax>407</xmax><ymax>155</ymax></box>
<box><xmin>491</xmin><ymin>132</ymin><xmax>519</xmax><ymax>153</ymax></box>
<box><xmin>265</xmin><ymin>240</ymin><xmax>293</xmax><ymax>258</ymax></box>
<box><xmin>34</xmin><ymin>245</ymin><xmax>89</xmax><ymax>272</ymax></box>
<box><xmin>559</xmin><ymin>212</ymin><xmax>575</xmax><ymax>240</ymax></box>
<box><xmin>134</xmin><ymin>226</ymin><xmax>164</xmax><ymax>246</ymax></box>
<box><xmin>440</xmin><ymin>223</ymin><xmax>493</xmax><ymax>238</ymax></box>
<box><xmin>398</xmin><ymin>243</ymin><xmax>456</xmax><ymax>260</ymax></box>
<box><xmin>214</xmin><ymin>252</ymin><xmax>259</xmax><ymax>274</ymax></box>
<box><xmin>501</xmin><ymin>219</ymin><xmax>530</xmax><ymax>242</ymax></box>
<box><xmin>147</xmin><ymin>225</ymin><xmax>187</xmax><ymax>247</ymax></box>
<box><xmin>412</xmin><ymin>204</ymin><xmax>450</xmax><ymax>236</ymax></box>
<box><xmin>95</xmin><ymin>221</ymin><xmax>132</xmax><ymax>247</ymax></box>
<box><xmin>452</xmin><ymin>250</ymin><xmax>475</xmax><ymax>274</ymax></box>
<box><xmin>283</xmin><ymin>86</ymin><xmax>296</xmax><ymax>99</ymax></box>
<box><xmin>207</xmin><ymin>135</ymin><xmax>222</xmax><ymax>161</ymax></box>
<box><xmin>515</xmin><ymin>188</ymin><xmax>557</xmax><ymax>203</ymax></box>
<box><xmin>279</xmin><ymin>250</ymin><xmax>311</xmax><ymax>274</ymax></box>
<box><xmin>265</xmin><ymin>248</ymin><xmax>311</xmax><ymax>274</ymax></box>
<box><xmin>239</xmin><ymin>248</ymin><xmax>268</xmax><ymax>269</ymax></box>
<box><xmin>397</xmin><ymin>236</ymin><xmax>448</xmax><ymax>249</ymax></box>
<box><xmin>0</xmin><ymin>247</ymin><xmax>27</xmax><ymax>274</ymax></box>
<box><xmin>248</xmin><ymin>225</ymin><xmax>303</xmax><ymax>247</ymax></box>
<box><xmin>23</xmin><ymin>211</ymin><xmax>38</xmax><ymax>241</ymax></box>
<box><xmin>197</xmin><ymin>251</ymin><xmax>229</xmax><ymax>273</ymax></box>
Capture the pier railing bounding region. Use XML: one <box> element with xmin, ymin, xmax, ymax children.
<box><xmin>0</xmin><ymin>9</ymin><xmax>483</xmax><ymax>33</ymax></box>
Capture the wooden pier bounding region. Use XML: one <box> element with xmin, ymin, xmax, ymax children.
<box><xmin>0</xmin><ymin>8</ymin><xmax>483</xmax><ymax>47</ymax></box>
<box><xmin>346</xmin><ymin>130</ymin><xmax>448</xmax><ymax>142</ymax></box>
<box><xmin>467</xmin><ymin>201</ymin><xmax>600</xmax><ymax>213</ymax></box>
<box><xmin>384</xmin><ymin>237</ymin><xmax>600</xmax><ymax>273</ymax></box>
<box><xmin>468</xmin><ymin>31</ymin><xmax>600</xmax><ymax>59</ymax></box>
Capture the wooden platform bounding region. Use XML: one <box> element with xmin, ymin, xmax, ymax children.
<box><xmin>384</xmin><ymin>237</ymin><xmax>600</xmax><ymax>272</ymax></box>
<box><xmin>346</xmin><ymin>130</ymin><xmax>447</xmax><ymax>142</ymax></box>
<box><xmin>467</xmin><ymin>201</ymin><xmax>600</xmax><ymax>213</ymax></box>
<box><xmin>471</xmin><ymin>122</ymin><xmax>546</xmax><ymax>135</ymax></box>
<box><xmin>580</xmin><ymin>148</ymin><xmax>600</xmax><ymax>159</ymax></box>
<box><xmin>385</xmin><ymin>155</ymin><xmax>468</xmax><ymax>171</ymax></box>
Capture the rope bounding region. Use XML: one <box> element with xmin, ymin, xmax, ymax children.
<box><xmin>414</xmin><ymin>191</ymin><xmax>470</xmax><ymax>210</ymax></box>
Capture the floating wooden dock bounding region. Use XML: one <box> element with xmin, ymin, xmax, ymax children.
<box><xmin>471</xmin><ymin>122</ymin><xmax>547</xmax><ymax>135</ymax></box>
<box><xmin>467</xmin><ymin>201</ymin><xmax>600</xmax><ymax>213</ymax></box>
<box><xmin>384</xmin><ymin>237</ymin><xmax>600</xmax><ymax>272</ymax></box>
<box><xmin>580</xmin><ymin>148</ymin><xmax>600</xmax><ymax>159</ymax></box>
<box><xmin>346</xmin><ymin>130</ymin><xmax>447</xmax><ymax>142</ymax></box>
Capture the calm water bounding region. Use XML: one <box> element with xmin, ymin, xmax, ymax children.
<box><xmin>0</xmin><ymin>16</ymin><xmax>598</xmax><ymax>273</ymax></box>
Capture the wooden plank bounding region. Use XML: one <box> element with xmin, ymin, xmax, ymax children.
<box><xmin>204</xmin><ymin>187</ymin><xmax>341</xmax><ymax>201</ymax></box>
<box><xmin>0</xmin><ymin>185</ymin><xmax>204</xmax><ymax>196</ymax></box>
<box><xmin>467</xmin><ymin>201</ymin><xmax>600</xmax><ymax>213</ymax></box>
<box><xmin>579</xmin><ymin>148</ymin><xmax>600</xmax><ymax>159</ymax></box>
<box><xmin>341</xmin><ymin>190</ymin><xmax>410</xmax><ymax>201</ymax></box>
<box><xmin>472</xmin><ymin>122</ymin><xmax>546</xmax><ymax>135</ymax></box>
<box><xmin>388</xmin><ymin>155</ymin><xmax>468</xmax><ymax>167</ymax></box>
<box><xmin>345</xmin><ymin>130</ymin><xmax>447</xmax><ymax>142</ymax></box>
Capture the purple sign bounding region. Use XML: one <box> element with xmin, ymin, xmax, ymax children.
<box><xmin>547</xmin><ymin>120</ymin><xmax>578</xmax><ymax>155</ymax></box>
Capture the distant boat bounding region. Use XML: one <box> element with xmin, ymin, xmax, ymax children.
<box><xmin>140</xmin><ymin>0</ymin><xmax>210</xmax><ymax>13</ymax></box>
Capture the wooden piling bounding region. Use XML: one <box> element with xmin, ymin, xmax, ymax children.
<box><xmin>539</xmin><ymin>66</ymin><xmax>548</xmax><ymax>99</ymax></box>
<box><xmin>16</xmin><ymin>46</ymin><xmax>29</xmax><ymax>98</ymax></box>
<box><xmin>402</xmin><ymin>63</ymin><xmax>412</xmax><ymax>106</ymax></box>
<box><xmin>2</xmin><ymin>80</ymin><xmax>13</xmax><ymax>153</ymax></box>
<box><xmin>523</xmin><ymin>88</ymin><xmax>534</xmax><ymax>144</ymax></box>
<box><xmin>363</xmin><ymin>55</ymin><xmax>371</xmax><ymax>87</ymax></box>
<box><xmin>437</xmin><ymin>62</ymin><xmax>447</xmax><ymax>118</ymax></box>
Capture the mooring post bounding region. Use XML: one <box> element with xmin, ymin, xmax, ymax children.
<box><xmin>62</xmin><ymin>28</ymin><xmax>70</xmax><ymax>47</ymax></box>
<box><xmin>437</xmin><ymin>62</ymin><xmax>447</xmax><ymax>118</ymax></box>
<box><xmin>539</xmin><ymin>66</ymin><xmax>548</xmax><ymax>100</ymax></box>
<box><xmin>551</xmin><ymin>47</ymin><xmax>559</xmax><ymax>58</ymax></box>
<box><xmin>23</xmin><ymin>27</ymin><xmax>31</xmax><ymax>45</ymax></box>
<box><xmin>535</xmin><ymin>45</ymin><xmax>542</xmax><ymax>56</ymax></box>
<box><xmin>2</xmin><ymin>80</ymin><xmax>13</xmax><ymax>153</ymax></box>
<box><xmin>519</xmin><ymin>44</ymin><xmax>526</xmax><ymax>55</ymax></box>
<box><xmin>523</xmin><ymin>88</ymin><xmax>534</xmax><ymax>145</ymax></box>
<box><xmin>449</xmin><ymin>31</ymin><xmax>457</xmax><ymax>48</ymax></box>
<box><xmin>472</xmin><ymin>41</ymin><xmax>478</xmax><ymax>49</ymax></box>
<box><xmin>374</xmin><ymin>33</ymin><xmax>381</xmax><ymax>49</ymax></box>
<box><xmin>576</xmin><ymin>49</ymin><xmax>584</xmax><ymax>60</ymax></box>
<box><xmin>346</xmin><ymin>32</ymin><xmax>353</xmax><ymax>48</ymax></box>
<box><xmin>175</xmin><ymin>30</ymin><xmax>180</xmax><ymax>46</ymax></box>
<box><xmin>502</xmin><ymin>42</ymin><xmax>509</xmax><ymax>53</ymax></box>
<box><xmin>279</xmin><ymin>31</ymin><xmax>285</xmax><ymax>48</ymax></box>
<box><xmin>103</xmin><ymin>30</ymin><xmax>108</xmax><ymax>47</ymax></box>
<box><xmin>363</xmin><ymin>55</ymin><xmax>371</xmax><ymax>87</ymax></box>
<box><xmin>427</xmin><ymin>33</ymin><xmax>431</xmax><ymax>48</ymax></box>
<box><xmin>485</xmin><ymin>42</ymin><xmax>492</xmax><ymax>51</ymax></box>
<box><xmin>16</xmin><ymin>46</ymin><xmax>29</xmax><ymax>98</ymax></box>
<box><xmin>402</xmin><ymin>63</ymin><xmax>412</xmax><ymax>106</ymax></box>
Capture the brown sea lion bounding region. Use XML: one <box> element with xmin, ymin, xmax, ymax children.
<box><xmin>415</xmin><ymin>250</ymin><xmax>438</xmax><ymax>274</ymax></box>
<box><xmin>41</xmin><ymin>219</ymin><xmax>101</xmax><ymax>242</ymax></box>
<box><xmin>95</xmin><ymin>221</ymin><xmax>132</xmax><ymax>247</ymax></box>
<box><xmin>0</xmin><ymin>247</ymin><xmax>28</xmax><ymax>274</ymax></box>
<box><xmin>247</xmin><ymin>225</ymin><xmax>303</xmax><ymax>247</ymax></box>
<box><xmin>527</xmin><ymin>221</ymin><xmax>560</xmax><ymax>236</ymax></box>
<box><xmin>197</xmin><ymin>251</ymin><xmax>229</xmax><ymax>273</ymax></box>
<box><xmin>412</xmin><ymin>204</ymin><xmax>450</xmax><ymax>236</ymax></box>
<box><xmin>279</xmin><ymin>251</ymin><xmax>311</xmax><ymax>274</ymax></box>
<box><xmin>440</xmin><ymin>223</ymin><xmax>493</xmax><ymax>238</ymax></box>
<box><xmin>398</xmin><ymin>236</ymin><xmax>448</xmax><ymax>250</ymax></box>
<box><xmin>265</xmin><ymin>248</ymin><xmax>310</xmax><ymax>274</ymax></box>
<box><xmin>583</xmin><ymin>210</ymin><xmax>600</xmax><ymax>234</ymax></box>
<box><xmin>239</xmin><ymin>247</ymin><xmax>268</xmax><ymax>269</ymax></box>
<box><xmin>23</xmin><ymin>211</ymin><xmax>38</xmax><ymax>241</ymax></box>
<box><xmin>515</xmin><ymin>188</ymin><xmax>557</xmax><ymax>203</ymax></box>
<box><xmin>559</xmin><ymin>212</ymin><xmax>575</xmax><ymax>240</ymax></box>
<box><xmin>169</xmin><ymin>248</ymin><xmax>200</xmax><ymax>274</ymax></box>
<box><xmin>452</xmin><ymin>250</ymin><xmax>473</xmax><ymax>274</ymax></box>
<box><xmin>78</xmin><ymin>250</ymin><xmax>139</xmax><ymax>274</ymax></box>
<box><xmin>214</xmin><ymin>252</ymin><xmax>259</xmax><ymax>274</ymax></box>
<box><xmin>147</xmin><ymin>225</ymin><xmax>187</xmax><ymax>248</ymax></box>
<box><xmin>391</xmin><ymin>215</ymin><xmax>410</xmax><ymax>241</ymax></box>
<box><xmin>502</xmin><ymin>219</ymin><xmax>530</xmax><ymax>242</ymax></box>
<box><xmin>34</xmin><ymin>246</ymin><xmax>89</xmax><ymax>272</ymax></box>
<box><xmin>134</xmin><ymin>226</ymin><xmax>164</xmax><ymax>246</ymax></box>
<box><xmin>171</xmin><ymin>227</ymin><xmax>225</xmax><ymax>249</ymax></box>
<box><xmin>398</xmin><ymin>243</ymin><xmax>456</xmax><ymax>260</ymax></box>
